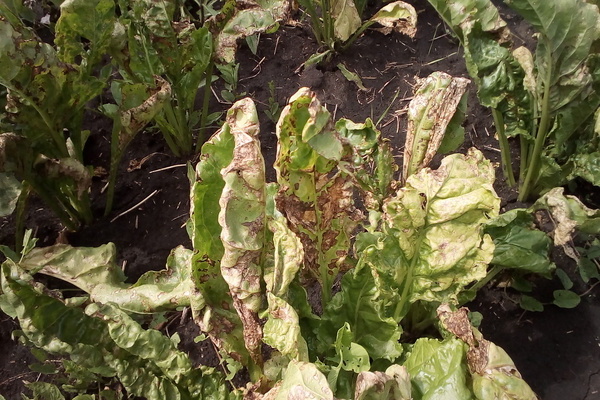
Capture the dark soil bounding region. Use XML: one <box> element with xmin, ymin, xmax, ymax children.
<box><xmin>1</xmin><ymin>1</ymin><xmax>599</xmax><ymax>399</ymax></box>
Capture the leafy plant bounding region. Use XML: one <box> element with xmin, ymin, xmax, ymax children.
<box><xmin>298</xmin><ymin>0</ymin><xmax>418</xmax><ymax>64</ymax></box>
<box><xmin>427</xmin><ymin>0</ymin><xmax>600</xmax><ymax>201</ymax></box>
<box><xmin>0</xmin><ymin>0</ymin><xmax>119</xmax><ymax>231</ymax></box>
<box><xmin>113</xmin><ymin>0</ymin><xmax>217</xmax><ymax>157</ymax></box>
<box><xmin>0</xmin><ymin>88</ymin><xmax>538</xmax><ymax>399</ymax></box>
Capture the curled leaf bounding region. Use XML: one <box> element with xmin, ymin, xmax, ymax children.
<box><xmin>437</xmin><ymin>304</ymin><xmax>538</xmax><ymax>400</ymax></box>
<box><xmin>218</xmin><ymin>98</ymin><xmax>266</xmax><ymax>365</ymax></box>
<box><xmin>355</xmin><ymin>365</ymin><xmax>412</xmax><ymax>400</ymax></box>
<box><xmin>369</xmin><ymin>1</ymin><xmax>417</xmax><ymax>37</ymax></box>
<box><xmin>403</xmin><ymin>71</ymin><xmax>470</xmax><ymax>182</ymax></box>
<box><xmin>212</xmin><ymin>0</ymin><xmax>292</xmax><ymax>63</ymax></box>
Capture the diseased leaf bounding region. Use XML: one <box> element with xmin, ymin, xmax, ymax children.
<box><xmin>336</xmin><ymin>118</ymin><xmax>394</xmax><ymax>208</ymax></box>
<box><xmin>263</xmin><ymin>293</ymin><xmax>309</xmax><ymax>361</ymax></box>
<box><xmin>24</xmin><ymin>382</ymin><xmax>66</xmax><ymax>400</ymax></box>
<box><xmin>211</xmin><ymin>0</ymin><xmax>292</xmax><ymax>63</ymax></box>
<box><xmin>532</xmin><ymin>187</ymin><xmax>600</xmax><ymax>258</ymax></box>
<box><xmin>354</xmin><ymin>365</ymin><xmax>412</xmax><ymax>400</ymax></box>
<box><xmin>1</xmin><ymin>260</ymin><xmax>232</xmax><ymax>400</ymax></box>
<box><xmin>17</xmin><ymin>243</ymin><xmax>200</xmax><ymax>313</ymax></box>
<box><xmin>189</xmin><ymin>101</ymin><xmax>255</xmax><ymax>375</ymax></box>
<box><xmin>384</xmin><ymin>149</ymin><xmax>499</xmax><ymax>306</ymax></box>
<box><xmin>55</xmin><ymin>0</ymin><xmax>118</xmax><ymax>65</ymax></box>
<box><xmin>275</xmin><ymin>88</ymin><xmax>361</xmax><ymax>304</ymax></box>
<box><xmin>403</xmin><ymin>71</ymin><xmax>470</xmax><ymax>182</ymax></box>
<box><xmin>218</xmin><ymin>98</ymin><xmax>266</xmax><ymax>365</ymax></box>
<box><xmin>438</xmin><ymin>305</ymin><xmax>538</xmax><ymax>400</ymax></box>
<box><xmin>369</xmin><ymin>1</ymin><xmax>417</xmax><ymax>37</ymax></box>
<box><xmin>331</xmin><ymin>0</ymin><xmax>361</xmax><ymax>42</ymax></box>
<box><xmin>266</xmin><ymin>360</ymin><xmax>334</xmax><ymax>399</ymax></box>
<box><xmin>0</xmin><ymin>172</ymin><xmax>21</xmax><ymax>217</ymax></box>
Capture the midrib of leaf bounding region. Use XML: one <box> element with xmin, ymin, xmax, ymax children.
<box><xmin>393</xmin><ymin>192</ymin><xmax>435</xmax><ymax>321</ymax></box>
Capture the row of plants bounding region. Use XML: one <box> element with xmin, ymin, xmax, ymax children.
<box><xmin>1</xmin><ymin>0</ymin><xmax>600</xmax><ymax>398</ymax></box>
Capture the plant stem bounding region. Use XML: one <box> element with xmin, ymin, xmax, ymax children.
<box><xmin>14</xmin><ymin>183</ymin><xmax>30</xmax><ymax>254</ymax></box>
<box><xmin>196</xmin><ymin>60</ymin><xmax>215</xmax><ymax>153</ymax></box>
<box><xmin>492</xmin><ymin>108</ymin><xmax>516</xmax><ymax>187</ymax></box>
<box><xmin>467</xmin><ymin>265</ymin><xmax>504</xmax><ymax>294</ymax></box>
<box><xmin>341</xmin><ymin>20</ymin><xmax>375</xmax><ymax>52</ymax></box>
<box><xmin>518</xmin><ymin>50</ymin><xmax>552</xmax><ymax>202</ymax></box>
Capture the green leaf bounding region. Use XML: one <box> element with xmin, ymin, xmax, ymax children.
<box><xmin>403</xmin><ymin>337</ymin><xmax>471</xmax><ymax>400</ymax></box>
<box><xmin>519</xmin><ymin>295</ymin><xmax>544</xmax><ymax>312</ymax></box>
<box><xmin>0</xmin><ymin>172</ymin><xmax>21</xmax><ymax>217</ymax></box>
<box><xmin>553</xmin><ymin>290</ymin><xmax>581</xmax><ymax>309</ymax></box>
<box><xmin>24</xmin><ymin>382</ymin><xmax>65</xmax><ymax>400</ymax></box>
<box><xmin>485</xmin><ymin>208</ymin><xmax>555</xmax><ymax>277</ymax></box>
<box><xmin>320</xmin><ymin>264</ymin><xmax>403</xmax><ymax>362</ymax></box>
<box><xmin>55</xmin><ymin>0</ymin><xmax>118</xmax><ymax>65</ymax></box>
<box><xmin>555</xmin><ymin>269</ymin><xmax>573</xmax><ymax>290</ymax></box>
<box><xmin>578</xmin><ymin>257</ymin><xmax>600</xmax><ymax>283</ymax></box>
<box><xmin>403</xmin><ymin>71</ymin><xmax>470</xmax><ymax>181</ymax></box>
<box><xmin>337</xmin><ymin>63</ymin><xmax>368</xmax><ymax>91</ymax></box>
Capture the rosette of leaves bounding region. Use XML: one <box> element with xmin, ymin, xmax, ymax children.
<box><xmin>0</xmin><ymin>88</ymin><xmax>539</xmax><ymax>399</ymax></box>
<box><xmin>427</xmin><ymin>0</ymin><xmax>600</xmax><ymax>201</ymax></box>
<box><xmin>0</xmin><ymin>0</ymin><xmax>124</xmax><ymax>231</ymax></box>
<box><xmin>113</xmin><ymin>0</ymin><xmax>215</xmax><ymax>156</ymax></box>
<box><xmin>298</xmin><ymin>0</ymin><xmax>418</xmax><ymax>64</ymax></box>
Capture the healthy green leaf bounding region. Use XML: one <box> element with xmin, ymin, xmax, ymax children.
<box><xmin>485</xmin><ymin>208</ymin><xmax>555</xmax><ymax>277</ymax></box>
<box><xmin>519</xmin><ymin>295</ymin><xmax>544</xmax><ymax>312</ymax></box>
<box><xmin>553</xmin><ymin>289</ymin><xmax>581</xmax><ymax>309</ymax></box>
<box><xmin>320</xmin><ymin>263</ymin><xmax>403</xmax><ymax>362</ymax></box>
<box><xmin>403</xmin><ymin>337</ymin><xmax>471</xmax><ymax>400</ymax></box>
